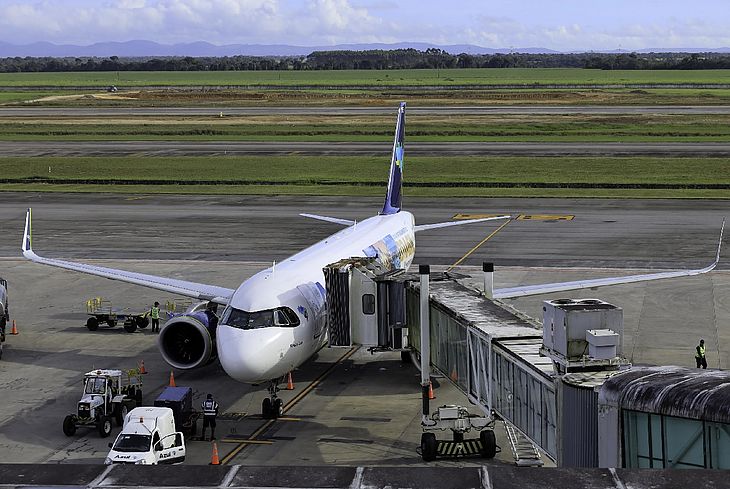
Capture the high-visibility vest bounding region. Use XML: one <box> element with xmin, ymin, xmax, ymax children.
<box><xmin>697</xmin><ymin>345</ymin><xmax>706</xmax><ymax>358</ymax></box>
<box><xmin>202</xmin><ymin>399</ymin><xmax>218</xmax><ymax>416</ymax></box>
<box><xmin>151</xmin><ymin>307</ymin><xmax>160</xmax><ymax>319</ymax></box>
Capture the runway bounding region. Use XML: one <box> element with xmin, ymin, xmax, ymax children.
<box><xmin>3</xmin><ymin>105</ymin><xmax>730</xmax><ymax>117</ymax></box>
<box><xmin>4</xmin><ymin>140</ymin><xmax>730</xmax><ymax>157</ymax></box>
<box><xmin>0</xmin><ymin>193</ymin><xmax>725</xmax><ymax>269</ymax></box>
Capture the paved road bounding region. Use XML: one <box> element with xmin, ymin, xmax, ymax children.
<box><xmin>3</xmin><ymin>105</ymin><xmax>730</xmax><ymax>117</ymax></box>
<box><xmin>0</xmin><ymin>193</ymin><xmax>725</xmax><ymax>269</ymax></box>
<box><xmin>4</xmin><ymin>140</ymin><xmax>730</xmax><ymax>157</ymax></box>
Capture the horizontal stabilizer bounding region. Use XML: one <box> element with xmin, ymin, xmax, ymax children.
<box><xmin>494</xmin><ymin>218</ymin><xmax>724</xmax><ymax>299</ymax></box>
<box><xmin>299</xmin><ymin>213</ymin><xmax>355</xmax><ymax>226</ymax></box>
<box><xmin>415</xmin><ymin>215</ymin><xmax>510</xmax><ymax>232</ymax></box>
<box><xmin>21</xmin><ymin>208</ymin><xmax>234</xmax><ymax>304</ymax></box>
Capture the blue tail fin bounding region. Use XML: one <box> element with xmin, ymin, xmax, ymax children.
<box><xmin>381</xmin><ymin>102</ymin><xmax>406</xmax><ymax>215</ymax></box>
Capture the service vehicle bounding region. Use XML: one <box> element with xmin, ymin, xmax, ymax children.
<box><xmin>420</xmin><ymin>405</ymin><xmax>497</xmax><ymax>461</ymax></box>
<box><xmin>105</xmin><ymin>407</ymin><xmax>186</xmax><ymax>465</ymax></box>
<box><xmin>85</xmin><ymin>297</ymin><xmax>150</xmax><ymax>333</ymax></box>
<box><xmin>154</xmin><ymin>386</ymin><xmax>199</xmax><ymax>438</ymax></box>
<box><xmin>62</xmin><ymin>369</ymin><xmax>143</xmax><ymax>438</ymax></box>
<box><xmin>0</xmin><ymin>277</ymin><xmax>7</xmax><ymax>359</ymax></box>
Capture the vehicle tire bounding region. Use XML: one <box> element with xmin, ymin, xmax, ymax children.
<box><xmin>421</xmin><ymin>432</ymin><xmax>437</xmax><ymax>461</ymax></box>
<box><xmin>400</xmin><ymin>350</ymin><xmax>411</xmax><ymax>363</ymax></box>
<box><xmin>262</xmin><ymin>398</ymin><xmax>272</xmax><ymax>419</ymax></box>
<box><xmin>136</xmin><ymin>317</ymin><xmax>149</xmax><ymax>329</ymax></box>
<box><xmin>135</xmin><ymin>389</ymin><xmax>143</xmax><ymax>407</ymax></box>
<box><xmin>97</xmin><ymin>416</ymin><xmax>113</xmax><ymax>438</ymax></box>
<box><xmin>106</xmin><ymin>319</ymin><xmax>117</xmax><ymax>327</ymax></box>
<box><xmin>480</xmin><ymin>429</ymin><xmax>496</xmax><ymax>459</ymax></box>
<box><xmin>86</xmin><ymin>317</ymin><xmax>99</xmax><ymax>331</ymax></box>
<box><xmin>123</xmin><ymin>321</ymin><xmax>137</xmax><ymax>333</ymax></box>
<box><xmin>63</xmin><ymin>415</ymin><xmax>77</xmax><ymax>436</ymax></box>
<box><xmin>273</xmin><ymin>398</ymin><xmax>283</xmax><ymax>418</ymax></box>
<box><xmin>115</xmin><ymin>403</ymin><xmax>128</xmax><ymax>427</ymax></box>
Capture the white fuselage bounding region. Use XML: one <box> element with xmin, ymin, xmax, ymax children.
<box><xmin>217</xmin><ymin>211</ymin><xmax>415</xmax><ymax>383</ymax></box>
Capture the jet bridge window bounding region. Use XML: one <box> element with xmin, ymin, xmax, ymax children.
<box><xmin>362</xmin><ymin>294</ymin><xmax>376</xmax><ymax>315</ymax></box>
<box><xmin>222</xmin><ymin>306</ymin><xmax>300</xmax><ymax>330</ymax></box>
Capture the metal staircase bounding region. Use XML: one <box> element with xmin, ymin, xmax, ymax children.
<box><xmin>504</xmin><ymin>422</ymin><xmax>543</xmax><ymax>467</ymax></box>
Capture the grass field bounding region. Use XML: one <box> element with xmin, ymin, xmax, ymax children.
<box><xmin>3</xmin><ymin>114</ymin><xmax>730</xmax><ymax>142</ymax></box>
<box><xmin>2</xmin><ymin>155</ymin><xmax>728</xmax><ymax>184</ymax></box>
<box><xmin>2</xmin><ymin>68</ymin><xmax>730</xmax><ymax>87</ymax></box>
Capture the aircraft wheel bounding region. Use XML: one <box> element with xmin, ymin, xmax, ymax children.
<box><xmin>86</xmin><ymin>317</ymin><xmax>99</xmax><ymax>331</ymax></box>
<box><xmin>480</xmin><ymin>429</ymin><xmax>496</xmax><ymax>459</ymax></box>
<box><xmin>273</xmin><ymin>398</ymin><xmax>283</xmax><ymax>418</ymax></box>
<box><xmin>262</xmin><ymin>398</ymin><xmax>273</xmax><ymax>419</ymax></box>
<box><xmin>421</xmin><ymin>432</ymin><xmax>437</xmax><ymax>461</ymax></box>
<box><xmin>62</xmin><ymin>415</ymin><xmax>77</xmax><ymax>436</ymax></box>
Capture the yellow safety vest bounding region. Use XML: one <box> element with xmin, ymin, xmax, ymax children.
<box><xmin>151</xmin><ymin>307</ymin><xmax>160</xmax><ymax>319</ymax></box>
<box><xmin>696</xmin><ymin>345</ymin><xmax>705</xmax><ymax>358</ymax></box>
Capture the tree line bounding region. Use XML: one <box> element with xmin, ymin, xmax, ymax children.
<box><xmin>1</xmin><ymin>49</ymin><xmax>730</xmax><ymax>73</ymax></box>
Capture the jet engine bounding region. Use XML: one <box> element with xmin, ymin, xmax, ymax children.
<box><xmin>158</xmin><ymin>309</ymin><xmax>217</xmax><ymax>370</ymax></box>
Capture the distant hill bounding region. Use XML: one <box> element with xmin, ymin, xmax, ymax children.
<box><xmin>0</xmin><ymin>40</ymin><xmax>566</xmax><ymax>58</ymax></box>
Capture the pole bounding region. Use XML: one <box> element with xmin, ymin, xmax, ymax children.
<box><xmin>419</xmin><ymin>264</ymin><xmax>431</xmax><ymax>418</ymax></box>
<box><xmin>483</xmin><ymin>262</ymin><xmax>494</xmax><ymax>299</ymax></box>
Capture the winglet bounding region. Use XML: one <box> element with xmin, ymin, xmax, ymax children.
<box><xmin>22</xmin><ymin>208</ymin><xmax>32</xmax><ymax>254</ymax></box>
<box><xmin>715</xmin><ymin>218</ymin><xmax>725</xmax><ymax>265</ymax></box>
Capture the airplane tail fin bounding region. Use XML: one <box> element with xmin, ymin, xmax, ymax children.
<box><xmin>381</xmin><ymin>102</ymin><xmax>406</xmax><ymax>215</ymax></box>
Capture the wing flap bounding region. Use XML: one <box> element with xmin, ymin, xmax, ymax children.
<box><xmin>21</xmin><ymin>209</ymin><xmax>234</xmax><ymax>304</ymax></box>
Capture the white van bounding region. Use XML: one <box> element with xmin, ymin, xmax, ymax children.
<box><xmin>105</xmin><ymin>407</ymin><xmax>186</xmax><ymax>465</ymax></box>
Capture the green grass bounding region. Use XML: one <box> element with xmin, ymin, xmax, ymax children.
<box><xmin>2</xmin><ymin>155</ymin><xmax>728</xmax><ymax>185</ymax></box>
<box><xmin>1</xmin><ymin>68</ymin><xmax>730</xmax><ymax>87</ymax></box>
<box><xmin>3</xmin><ymin>114</ymin><xmax>730</xmax><ymax>142</ymax></box>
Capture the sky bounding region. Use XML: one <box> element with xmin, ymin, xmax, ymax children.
<box><xmin>1</xmin><ymin>0</ymin><xmax>729</xmax><ymax>51</ymax></box>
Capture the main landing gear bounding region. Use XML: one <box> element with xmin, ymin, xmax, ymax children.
<box><xmin>261</xmin><ymin>378</ymin><xmax>284</xmax><ymax>419</ymax></box>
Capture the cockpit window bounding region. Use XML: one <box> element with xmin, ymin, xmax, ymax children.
<box><xmin>222</xmin><ymin>306</ymin><xmax>300</xmax><ymax>330</ymax></box>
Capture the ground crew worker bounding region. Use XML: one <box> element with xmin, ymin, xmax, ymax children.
<box><xmin>696</xmin><ymin>339</ymin><xmax>707</xmax><ymax>369</ymax></box>
<box><xmin>201</xmin><ymin>393</ymin><xmax>219</xmax><ymax>441</ymax></box>
<box><xmin>150</xmin><ymin>301</ymin><xmax>160</xmax><ymax>333</ymax></box>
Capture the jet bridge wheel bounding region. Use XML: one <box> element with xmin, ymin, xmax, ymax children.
<box><xmin>480</xmin><ymin>429</ymin><xmax>496</xmax><ymax>459</ymax></box>
<box><xmin>421</xmin><ymin>432</ymin><xmax>437</xmax><ymax>461</ymax></box>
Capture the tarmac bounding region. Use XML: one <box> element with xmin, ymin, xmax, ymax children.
<box><xmin>0</xmin><ymin>193</ymin><xmax>728</xmax><ymax>469</ymax></box>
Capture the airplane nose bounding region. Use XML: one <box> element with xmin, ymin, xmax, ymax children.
<box><xmin>216</xmin><ymin>325</ymin><xmax>282</xmax><ymax>383</ymax></box>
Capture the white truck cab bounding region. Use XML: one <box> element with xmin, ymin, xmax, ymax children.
<box><xmin>105</xmin><ymin>407</ymin><xmax>185</xmax><ymax>465</ymax></box>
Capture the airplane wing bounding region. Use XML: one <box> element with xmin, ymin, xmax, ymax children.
<box><xmin>415</xmin><ymin>215</ymin><xmax>511</xmax><ymax>232</ymax></box>
<box><xmin>299</xmin><ymin>213</ymin><xmax>356</xmax><ymax>226</ymax></box>
<box><xmin>21</xmin><ymin>209</ymin><xmax>235</xmax><ymax>304</ymax></box>
<box><xmin>493</xmin><ymin>219</ymin><xmax>725</xmax><ymax>299</ymax></box>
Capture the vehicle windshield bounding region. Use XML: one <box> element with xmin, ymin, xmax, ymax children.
<box><xmin>85</xmin><ymin>377</ymin><xmax>106</xmax><ymax>394</ymax></box>
<box><xmin>112</xmin><ymin>434</ymin><xmax>151</xmax><ymax>453</ymax></box>
<box><xmin>221</xmin><ymin>306</ymin><xmax>299</xmax><ymax>330</ymax></box>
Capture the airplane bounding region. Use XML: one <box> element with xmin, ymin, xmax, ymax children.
<box><xmin>20</xmin><ymin>102</ymin><xmax>724</xmax><ymax>419</ymax></box>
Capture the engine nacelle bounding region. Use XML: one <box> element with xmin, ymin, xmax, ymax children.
<box><xmin>158</xmin><ymin>310</ymin><xmax>217</xmax><ymax>370</ymax></box>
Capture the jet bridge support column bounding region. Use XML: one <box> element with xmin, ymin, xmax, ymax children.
<box><xmin>419</xmin><ymin>264</ymin><xmax>431</xmax><ymax>418</ymax></box>
<box><xmin>483</xmin><ymin>262</ymin><xmax>494</xmax><ymax>299</ymax></box>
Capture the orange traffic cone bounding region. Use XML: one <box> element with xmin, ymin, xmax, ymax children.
<box><xmin>169</xmin><ymin>370</ymin><xmax>176</xmax><ymax>387</ymax></box>
<box><xmin>9</xmin><ymin>319</ymin><xmax>18</xmax><ymax>335</ymax></box>
<box><xmin>139</xmin><ymin>360</ymin><xmax>147</xmax><ymax>374</ymax></box>
<box><xmin>209</xmin><ymin>441</ymin><xmax>220</xmax><ymax>465</ymax></box>
<box><xmin>428</xmin><ymin>381</ymin><xmax>436</xmax><ymax>400</ymax></box>
<box><xmin>286</xmin><ymin>371</ymin><xmax>294</xmax><ymax>390</ymax></box>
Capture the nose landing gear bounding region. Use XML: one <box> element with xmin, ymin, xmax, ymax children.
<box><xmin>261</xmin><ymin>378</ymin><xmax>284</xmax><ymax>419</ymax></box>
